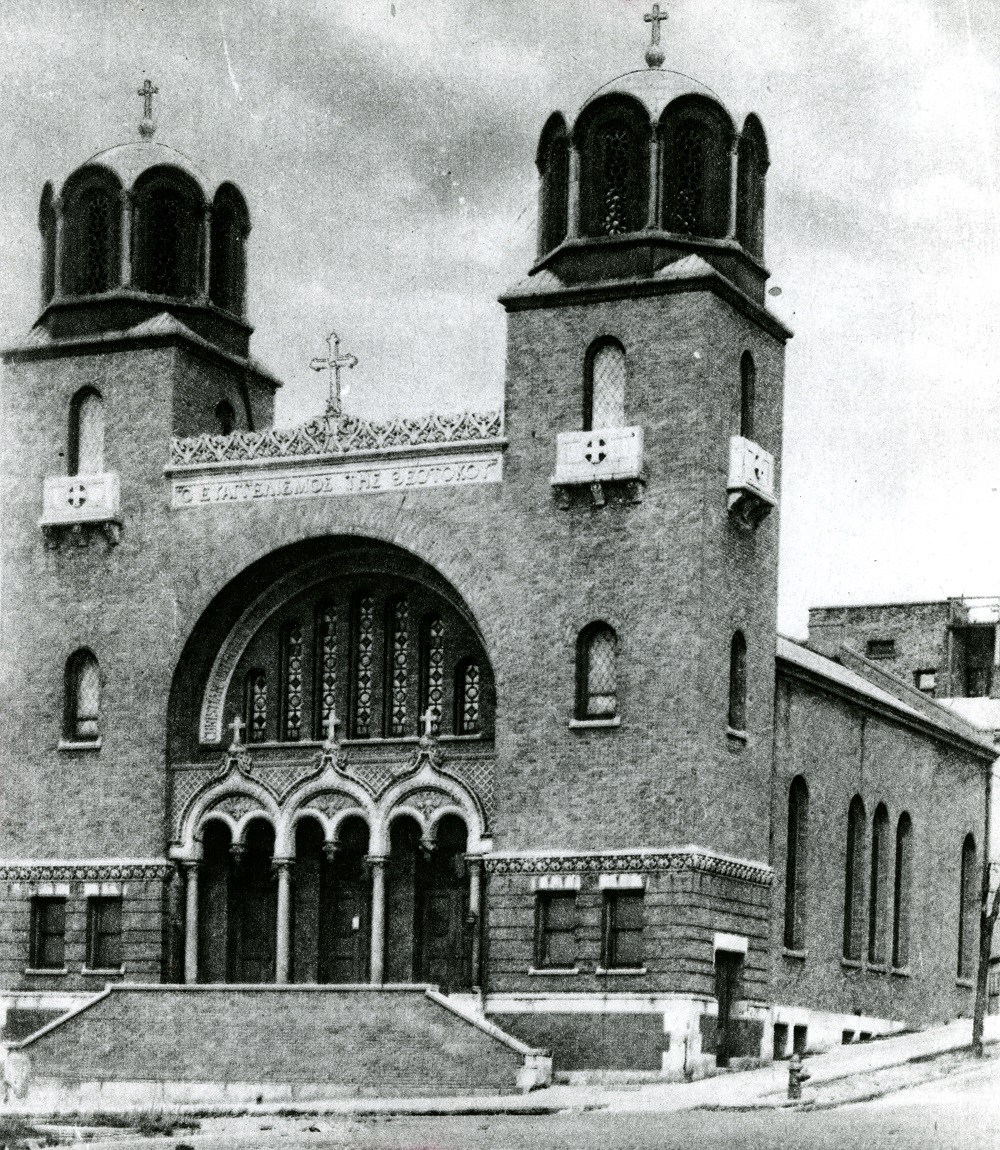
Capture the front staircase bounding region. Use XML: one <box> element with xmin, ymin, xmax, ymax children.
<box><xmin>3</xmin><ymin>984</ymin><xmax>550</xmax><ymax>1111</ymax></box>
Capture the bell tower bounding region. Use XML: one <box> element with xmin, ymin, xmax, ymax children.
<box><xmin>497</xmin><ymin>20</ymin><xmax>792</xmax><ymax>866</ymax></box>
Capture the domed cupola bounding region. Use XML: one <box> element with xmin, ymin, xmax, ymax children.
<box><xmin>534</xmin><ymin>17</ymin><xmax>769</xmax><ymax>302</ymax></box>
<box><xmin>36</xmin><ymin>84</ymin><xmax>252</xmax><ymax>357</ymax></box>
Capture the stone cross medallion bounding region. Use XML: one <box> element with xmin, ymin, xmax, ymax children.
<box><xmin>67</xmin><ymin>483</ymin><xmax>88</xmax><ymax>509</ymax></box>
<box><xmin>228</xmin><ymin>714</ymin><xmax>245</xmax><ymax>749</ymax></box>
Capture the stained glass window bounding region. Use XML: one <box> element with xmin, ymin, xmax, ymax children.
<box><xmin>579</xmin><ymin>625</ymin><xmax>617</xmax><ymax>719</ymax></box>
<box><xmin>248</xmin><ymin>671</ymin><xmax>268</xmax><ymax>743</ymax></box>
<box><xmin>317</xmin><ymin>606</ymin><xmax>337</xmax><ymax>739</ymax></box>
<box><xmin>587</xmin><ymin>342</ymin><xmax>626</xmax><ymax>430</ymax></box>
<box><xmin>423</xmin><ymin>617</ymin><xmax>445</xmax><ymax>735</ymax></box>
<box><xmin>388</xmin><ymin>599</ymin><xmax>409</xmax><ymax>737</ymax></box>
<box><xmin>283</xmin><ymin>624</ymin><xmax>304</xmax><ymax>742</ymax></box>
<box><xmin>457</xmin><ymin>661</ymin><xmax>481</xmax><ymax>736</ymax></box>
<box><xmin>353</xmin><ymin>597</ymin><xmax>375</xmax><ymax>739</ymax></box>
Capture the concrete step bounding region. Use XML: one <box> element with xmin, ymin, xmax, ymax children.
<box><xmin>3</xmin><ymin>983</ymin><xmax>551</xmax><ymax>1112</ymax></box>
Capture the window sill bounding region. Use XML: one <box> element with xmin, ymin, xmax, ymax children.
<box><xmin>726</xmin><ymin>727</ymin><xmax>748</xmax><ymax>743</ymax></box>
<box><xmin>782</xmin><ymin>948</ymin><xmax>807</xmax><ymax>961</ymax></box>
<box><xmin>891</xmin><ymin>967</ymin><xmax>911</xmax><ymax>978</ymax></box>
<box><xmin>24</xmin><ymin>968</ymin><xmax>68</xmax><ymax>977</ymax></box>
<box><xmin>82</xmin><ymin>967</ymin><xmax>125</xmax><ymax>977</ymax></box>
<box><xmin>595</xmin><ymin>966</ymin><xmax>647</xmax><ymax>976</ymax></box>
<box><xmin>58</xmin><ymin>738</ymin><xmax>101</xmax><ymax>752</ymax></box>
<box><xmin>840</xmin><ymin>958</ymin><xmax>862</xmax><ymax>970</ymax></box>
<box><xmin>867</xmin><ymin>962</ymin><xmax>888</xmax><ymax>974</ymax></box>
<box><xmin>956</xmin><ymin>977</ymin><xmax>974</xmax><ymax>989</ymax></box>
<box><xmin>217</xmin><ymin>733</ymin><xmax>485</xmax><ymax>751</ymax></box>
<box><xmin>528</xmin><ymin>967</ymin><xmax>580</xmax><ymax>977</ymax></box>
<box><xmin>568</xmin><ymin>717</ymin><xmax>621</xmax><ymax>730</ymax></box>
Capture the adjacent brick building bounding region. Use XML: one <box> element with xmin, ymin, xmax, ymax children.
<box><xmin>0</xmin><ymin>40</ymin><xmax>993</xmax><ymax>1087</ymax></box>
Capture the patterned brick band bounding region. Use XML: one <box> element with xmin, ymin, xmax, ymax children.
<box><xmin>0</xmin><ymin>862</ymin><xmax>173</xmax><ymax>882</ymax></box>
<box><xmin>170</xmin><ymin>410</ymin><xmax>504</xmax><ymax>467</ymax></box>
<box><xmin>483</xmin><ymin>848</ymin><xmax>773</xmax><ymax>886</ymax></box>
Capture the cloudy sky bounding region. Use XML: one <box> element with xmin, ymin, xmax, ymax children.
<box><xmin>1</xmin><ymin>0</ymin><xmax>997</xmax><ymax>635</ymax></box>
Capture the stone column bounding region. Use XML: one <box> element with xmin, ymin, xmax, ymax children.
<box><xmin>52</xmin><ymin>196</ymin><xmax>66</xmax><ymax>299</ymax></box>
<box><xmin>467</xmin><ymin>856</ymin><xmax>484</xmax><ymax>990</ymax></box>
<box><xmin>274</xmin><ymin>858</ymin><xmax>294</xmax><ymax>984</ymax></box>
<box><xmin>201</xmin><ymin>205</ymin><xmax>213</xmax><ymax>303</ymax></box>
<box><xmin>368</xmin><ymin>856</ymin><xmax>388</xmax><ymax>985</ymax></box>
<box><xmin>119</xmin><ymin>190</ymin><xmax>133</xmax><ymax>288</ymax></box>
<box><xmin>183</xmin><ymin>860</ymin><xmax>200</xmax><ymax>984</ymax></box>
<box><xmin>727</xmin><ymin>134</ymin><xmax>741</xmax><ymax>241</ymax></box>
<box><xmin>566</xmin><ymin>142</ymin><xmax>581</xmax><ymax>239</ymax></box>
<box><xmin>647</xmin><ymin>125</ymin><xmax>661</xmax><ymax>229</ymax></box>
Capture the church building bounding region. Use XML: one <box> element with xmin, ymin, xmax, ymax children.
<box><xmin>0</xmin><ymin>23</ymin><xmax>994</xmax><ymax>1100</ymax></box>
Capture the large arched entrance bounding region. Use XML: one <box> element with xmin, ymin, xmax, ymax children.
<box><xmin>168</xmin><ymin>537</ymin><xmax>495</xmax><ymax>989</ymax></box>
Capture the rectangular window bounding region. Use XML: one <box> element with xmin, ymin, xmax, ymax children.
<box><xmin>603</xmin><ymin>891</ymin><xmax>644</xmax><ymax>969</ymax></box>
<box><xmin>30</xmin><ymin>898</ymin><xmax>66</xmax><ymax>970</ymax></box>
<box><xmin>86</xmin><ymin>897</ymin><xmax>123</xmax><ymax>970</ymax></box>
<box><xmin>866</xmin><ymin>639</ymin><xmax>896</xmax><ymax>660</ymax></box>
<box><xmin>535</xmin><ymin>893</ymin><xmax>576</xmax><ymax>969</ymax></box>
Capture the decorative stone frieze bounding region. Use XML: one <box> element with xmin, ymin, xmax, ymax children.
<box><xmin>0</xmin><ymin>860</ymin><xmax>173</xmax><ymax>882</ymax></box>
<box><xmin>483</xmin><ymin>847</ymin><xmax>773</xmax><ymax>886</ymax></box>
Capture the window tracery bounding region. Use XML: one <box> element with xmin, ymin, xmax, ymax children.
<box><xmin>317</xmin><ymin>605</ymin><xmax>337</xmax><ymax>739</ymax></box>
<box><xmin>282</xmin><ymin>624</ymin><xmax>304</xmax><ymax>742</ymax></box>
<box><xmin>456</xmin><ymin>660</ymin><xmax>481</xmax><ymax>736</ymax></box>
<box><xmin>662</xmin><ymin>99</ymin><xmax>732</xmax><ymax>240</ymax></box>
<box><xmin>422</xmin><ymin>617</ymin><xmax>445</xmax><ymax>735</ymax></box>
<box><xmin>248</xmin><ymin>671</ymin><xmax>268</xmax><ymax>743</ymax></box>
<box><xmin>388</xmin><ymin>599</ymin><xmax>409</xmax><ymax>737</ymax></box>
<box><xmin>577</xmin><ymin>624</ymin><xmax>617</xmax><ymax>720</ymax></box>
<box><xmin>585</xmin><ymin>340</ymin><xmax>626</xmax><ymax>430</ymax></box>
<box><xmin>65</xmin><ymin>649</ymin><xmax>100</xmax><ymax>742</ymax></box>
<box><xmin>577</xmin><ymin>97</ymin><xmax>648</xmax><ymax>240</ymax></box>
<box><xmin>353</xmin><ymin>597</ymin><xmax>376</xmax><ymax>739</ymax></box>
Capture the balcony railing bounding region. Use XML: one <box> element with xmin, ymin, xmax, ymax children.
<box><xmin>727</xmin><ymin>436</ymin><xmax>776</xmax><ymax>529</ymax></box>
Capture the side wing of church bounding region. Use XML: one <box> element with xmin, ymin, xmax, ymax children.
<box><xmin>0</xmin><ymin>37</ymin><xmax>993</xmax><ymax>1095</ymax></box>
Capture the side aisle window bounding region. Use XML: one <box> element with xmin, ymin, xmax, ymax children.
<box><xmin>30</xmin><ymin>897</ymin><xmax>66</xmax><ymax>970</ymax></box>
<box><xmin>603</xmin><ymin>890</ymin><xmax>644</xmax><ymax>969</ymax></box>
<box><xmin>535</xmin><ymin>893</ymin><xmax>577</xmax><ymax>969</ymax></box>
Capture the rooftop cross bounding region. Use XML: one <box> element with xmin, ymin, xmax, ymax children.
<box><xmin>643</xmin><ymin>3</ymin><xmax>668</xmax><ymax>69</ymax></box>
<box><xmin>138</xmin><ymin>79</ymin><xmax>159</xmax><ymax>138</ymax></box>
<box><xmin>310</xmin><ymin>331</ymin><xmax>359</xmax><ymax>420</ymax></box>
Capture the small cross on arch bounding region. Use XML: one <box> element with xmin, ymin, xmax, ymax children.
<box><xmin>228</xmin><ymin>714</ymin><xmax>245</xmax><ymax>749</ymax></box>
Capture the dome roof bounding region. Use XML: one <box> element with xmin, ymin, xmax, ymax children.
<box><xmin>62</xmin><ymin>141</ymin><xmax>218</xmax><ymax>199</ymax></box>
<box><xmin>576</xmin><ymin>68</ymin><xmax>750</xmax><ymax>130</ymax></box>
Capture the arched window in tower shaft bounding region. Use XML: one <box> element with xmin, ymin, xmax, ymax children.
<box><xmin>662</xmin><ymin>99</ymin><xmax>732</xmax><ymax>239</ymax></box>
<box><xmin>39</xmin><ymin>184</ymin><xmax>56</xmax><ymax>305</ymax></box>
<box><xmin>577</xmin><ymin>623</ymin><xmax>618</xmax><ymax>720</ymax></box>
<box><xmin>68</xmin><ymin>388</ymin><xmax>104</xmax><ymax>476</ymax></box>
<box><xmin>585</xmin><ymin>340</ymin><xmax>626</xmax><ymax>430</ymax></box>
<box><xmin>576</xmin><ymin>97</ymin><xmax>649</xmax><ymax>240</ymax></box>
<box><xmin>784</xmin><ymin>777</ymin><xmax>808</xmax><ymax>951</ymax></box>
<box><xmin>65</xmin><ymin>649</ymin><xmax>100</xmax><ymax>742</ymax></box>
<box><xmin>209</xmin><ymin>184</ymin><xmax>249</xmax><ymax>316</ymax></box>
<box><xmin>740</xmin><ymin>352</ymin><xmax>756</xmax><ymax>440</ymax></box>
<box><xmin>133</xmin><ymin>172</ymin><xmax>203</xmax><ymax>300</ymax></box>
<box><xmin>737</xmin><ymin>116</ymin><xmax>768</xmax><ymax>260</ymax></box>
<box><xmin>537</xmin><ymin>114</ymin><xmax>569</xmax><ymax>256</ymax></box>
<box><xmin>892</xmin><ymin>813</ymin><xmax>913</xmax><ymax>969</ymax></box>
<box><xmin>727</xmin><ymin>631</ymin><xmax>747</xmax><ymax>733</ymax></box>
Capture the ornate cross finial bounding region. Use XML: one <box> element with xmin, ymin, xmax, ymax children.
<box><xmin>310</xmin><ymin>331</ymin><xmax>358</xmax><ymax>420</ymax></box>
<box><xmin>420</xmin><ymin>707</ymin><xmax>437</xmax><ymax>740</ymax></box>
<box><xmin>643</xmin><ymin>3</ymin><xmax>668</xmax><ymax>69</ymax></box>
<box><xmin>137</xmin><ymin>79</ymin><xmax>159</xmax><ymax>138</ymax></box>
<box><xmin>324</xmin><ymin>706</ymin><xmax>339</xmax><ymax>748</ymax></box>
<box><xmin>228</xmin><ymin>714</ymin><xmax>245</xmax><ymax>749</ymax></box>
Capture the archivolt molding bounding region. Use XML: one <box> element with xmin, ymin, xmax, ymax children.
<box><xmin>176</xmin><ymin>740</ymin><xmax>489</xmax><ymax>860</ymax></box>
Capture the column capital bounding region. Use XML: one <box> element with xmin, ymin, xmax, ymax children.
<box><xmin>181</xmin><ymin>857</ymin><xmax>201</xmax><ymax>873</ymax></box>
<box><xmin>366</xmin><ymin>854</ymin><xmax>389</xmax><ymax>866</ymax></box>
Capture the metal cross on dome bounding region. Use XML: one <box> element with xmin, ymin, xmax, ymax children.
<box><xmin>643</xmin><ymin>3</ymin><xmax>669</xmax><ymax>68</ymax></box>
<box><xmin>310</xmin><ymin>331</ymin><xmax>358</xmax><ymax>420</ymax></box>
<box><xmin>137</xmin><ymin>79</ymin><xmax>158</xmax><ymax>138</ymax></box>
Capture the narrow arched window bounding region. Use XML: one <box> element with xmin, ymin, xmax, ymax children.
<box><xmin>65</xmin><ymin>649</ymin><xmax>100</xmax><ymax>742</ymax></box>
<box><xmin>455</xmin><ymin>659</ymin><xmax>482</xmax><ymax>736</ymax></box>
<box><xmin>537</xmin><ymin>114</ymin><xmax>569</xmax><ymax>257</ymax></box>
<box><xmin>577</xmin><ymin>96</ymin><xmax>649</xmax><ymax>239</ymax></box>
<box><xmin>419</xmin><ymin>615</ymin><xmax>446</xmax><ymax>735</ymax></box>
<box><xmin>868</xmin><ymin>804</ymin><xmax>890</xmax><ymax>965</ymax></box>
<box><xmin>315</xmin><ymin>603</ymin><xmax>338</xmax><ymax>741</ymax></box>
<box><xmin>661</xmin><ymin>98</ymin><xmax>732</xmax><ymax>239</ymax></box>
<box><xmin>281</xmin><ymin>624</ymin><xmax>304</xmax><ymax>742</ymax></box>
<box><xmin>39</xmin><ymin>183</ymin><xmax>56</xmax><ymax>305</ymax></box>
<box><xmin>133</xmin><ymin>169</ymin><xmax>203</xmax><ymax>300</ymax></box>
<box><xmin>584</xmin><ymin>339</ymin><xmax>626</xmax><ymax>430</ymax></box>
<box><xmin>209</xmin><ymin>184</ymin><xmax>249</xmax><ymax>316</ymax></box>
<box><xmin>736</xmin><ymin>116</ymin><xmax>768</xmax><ymax>260</ymax></box>
<box><xmin>576</xmin><ymin>623</ymin><xmax>617</xmax><ymax>720</ymax></box>
<box><xmin>385</xmin><ymin>598</ymin><xmax>410</xmax><ymax>738</ymax></box>
<box><xmin>740</xmin><ymin>352</ymin><xmax>756</xmax><ymax>440</ymax></box>
<box><xmin>958</xmin><ymin>833</ymin><xmax>978</xmax><ymax>979</ymax></box>
<box><xmin>892</xmin><ymin>813</ymin><xmax>913</xmax><ymax>969</ymax></box>
<box><xmin>350</xmin><ymin>596</ymin><xmax>376</xmax><ymax>740</ymax></box>
<box><xmin>727</xmin><ymin>631</ymin><xmax>747</xmax><ymax>733</ymax></box>
<box><xmin>68</xmin><ymin>387</ymin><xmax>104</xmax><ymax>476</ymax></box>
<box><xmin>843</xmin><ymin>796</ymin><xmax>867</xmax><ymax>961</ymax></box>
<box><xmin>784</xmin><ymin>777</ymin><xmax>808</xmax><ymax>951</ymax></box>
<box><xmin>246</xmin><ymin>670</ymin><xmax>268</xmax><ymax>743</ymax></box>
<box><xmin>214</xmin><ymin>400</ymin><xmax>235</xmax><ymax>435</ymax></box>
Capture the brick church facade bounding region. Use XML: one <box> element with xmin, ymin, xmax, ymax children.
<box><xmin>0</xmin><ymin>39</ymin><xmax>994</xmax><ymax>1092</ymax></box>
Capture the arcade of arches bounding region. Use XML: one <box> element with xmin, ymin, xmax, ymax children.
<box><xmin>168</xmin><ymin>542</ymin><xmax>495</xmax><ymax>989</ymax></box>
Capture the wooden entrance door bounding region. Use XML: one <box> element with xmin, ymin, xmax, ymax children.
<box><xmin>715</xmin><ymin>950</ymin><xmax>743</xmax><ymax>1067</ymax></box>
<box><xmin>230</xmin><ymin>822</ymin><xmax>277</xmax><ymax>983</ymax></box>
<box><xmin>321</xmin><ymin>842</ymin><xmax>369</xmax><ymax>984</ymax></box>
<box><xmin>414</xmin><ymin>816</ymin><xmax>469</xmax><ymax>992</ymax></box>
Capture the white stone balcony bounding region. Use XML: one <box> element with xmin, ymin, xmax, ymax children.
<box><xmin>40</xmin><ymin>473</ymin><xmax>122</xmax><ymax>544</ymax></box>
<box><xmin>550</xmin><ymin>426</ymin><xmax>644</xmax><ymax>500</ymax></box>
<box><xmin>727</xmin><ymin>436</ymin><xmax>777</xmax><ymax>528</ymax></box>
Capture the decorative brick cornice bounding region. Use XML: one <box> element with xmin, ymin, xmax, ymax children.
<box><xmin>483</xmin><ymin>847</ymin><xmax>773</xmax><ymax>886</ymax></box>
<box><xmin>169</xmin><ymin>409</ymin><xmax>503</xmax><ymax>468</ymax></box>
<box><xmin>0</xmin><ymin>860</ymin><xmax>173</xmax><ymax>882</ymax></box>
